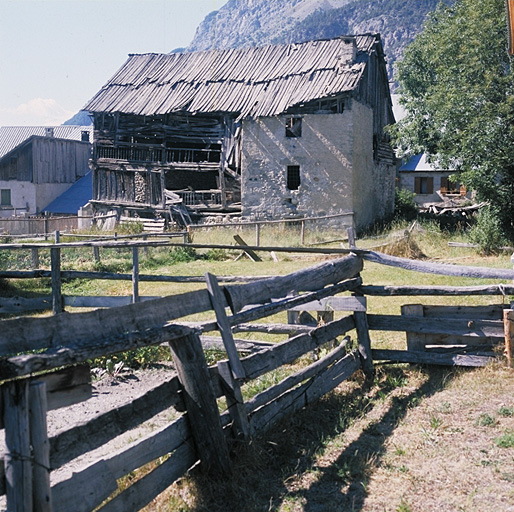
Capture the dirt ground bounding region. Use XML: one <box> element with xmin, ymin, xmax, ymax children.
<box><xmin>4</xmin><ymin>361</ymin><xmax>511</xmax><ymax>512</ymax></box>
<box><xmin>47</xmin><ymin>364</ymin><xmax>179</xmax><ymax>486</ymax></box>
<box><xmin>150</xmin><ymin>363</ymin><xmax>514</xmax><ymax>512</ymax></box>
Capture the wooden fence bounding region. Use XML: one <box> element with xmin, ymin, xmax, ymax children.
<box><xmin>0</xmin><ymin>215</ymin><xmax>91</xmax><ymax>237</ymax></box>
<box><xmin>0</xmin><ymin>248</ymin><xmax>513</xmax><ymax>511</ymax></box>
<box><xmin>0</xmin><ymin>237</ymin><xmax>360</xmax><ymax>315</ymax></box>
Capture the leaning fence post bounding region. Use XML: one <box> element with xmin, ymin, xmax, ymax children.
<box><xmin>503</xmin><ymin>309</ymin><xmax>514</xmax><ymax>368</ymax></box>
<box><xmin>168</xmin><ymin>330</ymin><xmax>232</xmax><ymax>477</ymax></box>
<box><xmin>3</xmin><ymin>380</ymin><xmax>33</xmax><ymax>511</ymax></box>
<box><xmin>51</xmin><ymin>246</ymin><xmax>63</xmax><ymax>314</ymax></box>
<box><xmin>29</xmin><ymin>381</ymin><xmax>52</xmax><ymax>512</ymax></box>
<box><xmin>205</xmin><ymin>272</ymin><xmax>250</xmax><ymax>441</ymax></box>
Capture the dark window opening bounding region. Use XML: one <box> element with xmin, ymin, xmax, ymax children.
<box><xmin>81</xmin><ymin>131</ymin><xmax>90</xmax><ymax>142</ymax></box>
<box><xmin>287</xmin><ymin>165</ymin><xmax>301</xmax><ymax>190</ymax></box>
<box><xmin>414</xmin><ymin>177</ymin><xmax>434</xmax><ymax>195</ymax></box>
<box><xmin>286</xmin><ymin>117</ymin><xmax>302</xmax><ymax>138</ymax></box>
<box><xmin>1</xmin><ymin>189</ymin><xmax>11</xmax><ymax>206</ymax></box>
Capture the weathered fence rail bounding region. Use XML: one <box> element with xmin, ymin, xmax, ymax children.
<box><xmin>0</xmin><ymin>248</ymin><xmax>513</xmax><ymax>511</ymax></box>
<box><xmin>0</xmin><ymin>255</ymin><xmax>369</xmax><ymax>511</ymax></box>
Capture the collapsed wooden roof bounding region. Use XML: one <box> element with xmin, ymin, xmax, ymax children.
<box><xmin>84</xmin><ymin>34</ymin><xmax>383</xmax><ymax>119</ymax></box>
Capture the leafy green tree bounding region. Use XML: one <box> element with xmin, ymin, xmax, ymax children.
<box><xmin>390</xmin><ymin>0</ymin><xmax>514</xmax><ymax>241</ymax></box>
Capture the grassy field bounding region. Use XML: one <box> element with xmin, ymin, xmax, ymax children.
<box><xmin>1</xmin><ymin>221</ymin><xmax>514</xmax><ymax>511</ymax></box>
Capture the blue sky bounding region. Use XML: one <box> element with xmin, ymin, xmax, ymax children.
<box><xmin>0</xmin><ymin>0</ymin><xmax>227</xmax><ymax>126</ymax></box>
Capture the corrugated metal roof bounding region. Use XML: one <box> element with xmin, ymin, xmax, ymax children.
<box><xmin>84</xmin><ymin>35</ymin><xmax>380</xmax><ymax>118</ymax></box>
<box><xmin>0</xmin><ymin>126</ymin><xmax>93</xmax><ymax>159</ymax></box>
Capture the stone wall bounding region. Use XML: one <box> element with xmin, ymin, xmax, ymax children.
<box><xmin>240</xmin><ymin>100</ymin><xmax>395</xmax><ymax>230</ymax></box>
<box><xmin>241</xmin><ymin>110</ymin><xmax>354</xmax><ymax>221</ymax></box>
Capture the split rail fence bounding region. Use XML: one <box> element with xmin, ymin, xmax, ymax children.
<box><xmin>0</xmin><ymin>248</ymin><xmax>513</xmax><ymax>511</ymax></box>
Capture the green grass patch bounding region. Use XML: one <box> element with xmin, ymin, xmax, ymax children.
<box><xmin>494</xmin><ymin>431</ymin><xmax>514</xmax><ymax>449</ymax></box>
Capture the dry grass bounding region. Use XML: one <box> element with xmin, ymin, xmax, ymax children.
<box><xmin>137</xmin><ymin>223</ymin><xmax>514</xmax><ymax>512</ymax></box>
<box><xmin>144</xmin><ymin>364</ymin><xmax>513</xmax><ymax>512</ymax></box>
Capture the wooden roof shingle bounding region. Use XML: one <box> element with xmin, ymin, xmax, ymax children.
<box><xmin>84</xmin><ymin>35</ymin><xmax>381</xmax><ymax>118</ymax></box>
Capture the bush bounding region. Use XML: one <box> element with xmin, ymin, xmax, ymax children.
<box><xmin>91</xmin><ymin>345</ymin><xmax>171</xmax><ymax>372</ymax></box>
<box><xmin>170</xmin><ymin>246</ymin><xmax>197</xmax><ymax>263</ymax></box>
<box><xmin>394</xmin><ymin>188</ymin><xmax>418</xmax><ymax>219</ymax></box>
<box><xmin>469</xmin><ymin>206</ymin><xmax>507</xmax><ymax>254</ymax></box>
<box><xmin>204</xmin><ymin>248</ymin><xmax>228</xmax><ymax>261</ymax></box>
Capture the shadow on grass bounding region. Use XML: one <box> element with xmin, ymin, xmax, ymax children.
<box><xmin>183</xmin><ymin>365</ymin><xmax>458</xmax><ymax>512</ymax></box>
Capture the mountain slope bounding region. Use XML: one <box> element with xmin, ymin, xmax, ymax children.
<box><xmin>187</xmin><ymin>0</ymin><xmax>452</xmax><ymax>83</ymax></box>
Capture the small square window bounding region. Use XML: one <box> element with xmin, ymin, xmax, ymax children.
<box><xmin>287</xmin><ymin>165</ymin><xmax>301</xmax><ymax>190</ymax></box>
<box><xmin>286</xmin><ymin>117</ymin><xmax>302</xmax><ymax>138</ymax></box>
<box><xmin>1</xmin><ymin>189</ymin><xmax>11</xmax><ymax>206</ymax></box>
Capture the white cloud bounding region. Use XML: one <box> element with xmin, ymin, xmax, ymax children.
<box><xmin>0</xmin><ymin>98</ymin><xmax>75</xmax><ymax>126</ymax></box>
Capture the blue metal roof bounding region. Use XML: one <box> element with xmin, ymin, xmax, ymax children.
<box><xmin>399</xmin><ymin>153</ymin><xmax>441</xmax><ymax>172</ymax></box>
<box><xmin>42</xmin><ymin>172</ymin><xmax>92</xmax><ymax>215</ymax></box>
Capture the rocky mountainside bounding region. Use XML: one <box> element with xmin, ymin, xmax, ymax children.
<box><xmin>187</xmin><ymin>0</ymin><xmax>452</xmax><ymax>84</ymax></box>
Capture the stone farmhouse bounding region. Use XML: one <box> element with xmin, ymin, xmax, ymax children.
<box><xmin>84</xmin><ymin>34</ymin><xmax>396</xmax><ymax>230</ymax></box>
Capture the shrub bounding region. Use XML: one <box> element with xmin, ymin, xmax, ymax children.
<box><xmin>394</xmin><ymin>188</ymin><xmax>417</xmax><ymax>220</ymax></box>
<box><xmin>170</xmin><ymin>246</ymin><xmax>197</xmax><ymax>263</ymax></box>
<box><xmin>469</xmin><ymin>206</ymin><xmax>507</xmax><ymax>254</ymax></box>
<box><xmin>204</xmin><ymin>248</ymin><xmax>228</xmax><ymax>261</ymax></box>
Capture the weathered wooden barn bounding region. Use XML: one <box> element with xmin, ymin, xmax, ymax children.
<box><xmin>84</xmin><ymin>34</ymin><xmax>396</xmax><ymax>229</ymax></box>
<box><xmin>0</xmin><ymin>128</ymin><xmax>92</xmax><ymax>217</ymax></box>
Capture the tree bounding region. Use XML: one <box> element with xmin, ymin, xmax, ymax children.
<box><xmin>390</xmin><ymin>0</ymin><xmax>514</xmax><ymax>241</ymax></box>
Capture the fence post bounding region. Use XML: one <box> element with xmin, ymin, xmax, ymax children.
<box><xmin>143</xmin><ymin>235</ymin><xmax>149</xmax><ymax>258</ymax></box>
<box><xmin>168</xmin><ymin>330</ymin><xmax>232</xmax><ymax>477</ymax></box>
<box><xmin>354</xmin><ymin>310</ymin><xmax>374</xmax><ymax>380</ymax></box>
<box><xmin>29</xmin><ymin>381</ymin><xmax>52</xmax><ymax>512</ymax></box>
<box><xmin>352</xmin><ymin>289</ymin><xmax>374</xmax><ymax>380</ymax></box>
<box><xmin>31</xmin><ymin>248</ymin><xmax>40</xmax><ymax>269</ymax></box>
<box><xmin>51</xmin><ymin>247</ymin><xmax>63</xmax><ymax>314</ymax></box>
<box><xmin>54</xmin><ymin>230</ymin><xmax>60</xmax><ymax>244</ymax></box>
<box><xmin>503</xmin><ymin>309</ymin><xmax>514</xmax><ymax>368</ymax></box>
<box><xmin>93</xmin><ymin>245</ymin><xmax>100</xmax><ymax>263</ymax></box>
<box><xmin>132</xmin><ymin>246</ymin><xmax>139</xmax><ymax>303</ymax></box>
<box><xmin>255</xmin><ymin>223</ymin><xmax>260</xmax><ymax>247</ymax></box>
<box><xmin>3</xmin><ymin>380</ymin><xmax>33</xmax><ymax>511</ymax></box>
<box><xmin>300</xmin><ymin>220</ymin><xmax>306</xmax><ymax>245</ymax></box>
<box><xmin>347</xmin><ymin>226</ymin><xmax>356</xmax><ymax>249</ymax></box>
<box><xmin>44</xmin><ymin>212</ymin><xmax>49</xmax><ymax>241</ymax></box>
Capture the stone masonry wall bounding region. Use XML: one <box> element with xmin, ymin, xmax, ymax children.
<box><xmin>241</xmin><ymin>100</ymin><xmax>394</xmax><ymax>230</ymax></box>
<box><xmin>241</xmin><ymin>110</ymin><xmax>355</xmax><ymax>222</ymax></box>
